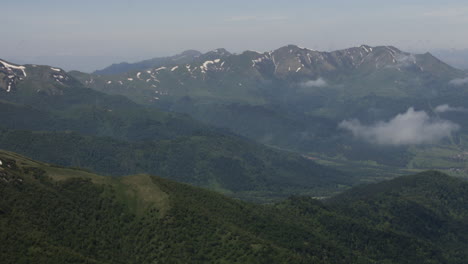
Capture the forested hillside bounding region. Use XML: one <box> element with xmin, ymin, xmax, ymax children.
<box><xmin>1</xmin><ymin>151</ymin><xmax>468</xmax><ymax>263</ymax></box>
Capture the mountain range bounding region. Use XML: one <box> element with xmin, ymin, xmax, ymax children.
<box><xmin>79</xmin><ymin>44</ymin><xmax>462</xmax><ymax>104</ymax></box>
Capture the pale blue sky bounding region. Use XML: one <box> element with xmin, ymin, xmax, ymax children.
<box><xmin>2</xmin><ymin>0</ymin><xmax>468</xmax><ymax>71</ymax></box>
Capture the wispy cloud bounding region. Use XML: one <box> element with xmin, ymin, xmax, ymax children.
<box><xmin>434</xmin><ymin>104</ymin><xmax>467</xmax><ymax>113</ymax></box>
<box><xmin>299</xmin><ymin>78</ymin><xmax>328</xmax><ymax>88</ymax></box>
<box><xmin>449</xmin><ymin>77</ymin><xmax>468</xmax><ymax>86</ymax></box>
<box><xmin>339</xmin><ymin>107</ymin><xmax>459</xmax><ymax>146</ymax></box>
<box><xmin>225</xmin><ymin>15</ymin><xmax>288</xmax><ymax>22</ymax></box>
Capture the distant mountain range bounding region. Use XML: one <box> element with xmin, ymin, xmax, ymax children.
<box><xmin>75</xmin><ymin>44</ymin><xmax>462</xmax><ymax>109</ymax></box>
<box><xmin>93</xmin><ymin>45</ymin><xmax>462</xmax><ymax>77</ymax></box>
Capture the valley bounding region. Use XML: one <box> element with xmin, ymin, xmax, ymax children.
<box><xmin>66</xmin><ymin>45</ymin><xmax>468</xmax><ymax>180</ymax></box>
<box><xmin>0</xmin><ymin>57</ymin><xmax>357</xmax><ymax>202</ymax></box>
<box><xmin>3</xmin><ymin>44</ymin><xmax>468</xmax><ymax>190</ymax></box>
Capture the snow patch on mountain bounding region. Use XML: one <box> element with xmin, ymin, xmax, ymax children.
<box><xmin>252</xmin><ymin>55</ymin><xmax>271</xmax><ymax>67</ymax></box>
<box><xmin>0</xmin><ymin>59</ymin><xmax>27</xmax><ymax>77</ymax></box>
<box><xmin>200</xmin><ymin>59</ymin><xmax>224</xmax><ymax>73</ymax></box>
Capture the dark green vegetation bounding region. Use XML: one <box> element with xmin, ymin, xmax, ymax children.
<box><xmin>73</xmin><ymin>45</ymin><xmax>468</xmax><ymax>177</ymax></box>
<box><xmin>0</xmin><ymin>128</ymin><xmax>350</xmax><ymax>201</ymax></box>
<box><xmin>2</xmin><ymin>151</ymin><xmax>468</xmax><ymax>263</ymax></box>
<box><xmin>0</xmin><ymin>59</ymin><xmax>350</xmax><ymax>202</ymax></box>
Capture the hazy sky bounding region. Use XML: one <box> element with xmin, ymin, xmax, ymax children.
<box><xmin>2</xmin><ymin>0</ymin><xmax>468</xmax><ymax>71</ymax></box>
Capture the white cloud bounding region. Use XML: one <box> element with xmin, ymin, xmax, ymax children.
<box><xmin>449</xmin><ymin>77</ymin><xmax>468</xmax><ymax>86</ymax></box>
<box><xmin>395</xmin><ymin>53</ymin><xmax>416</xmax><ymax>67</ymax></box>
<box><xmin>434</xmin><ymin>104</ymin><xmax>467</xmax><ymax>113</ymax></box>
<box><xmin>339</xmin><ymin>107</ymin><xmax>459</xmax><ymax>146</ymax></box>
<box><xmin>299</xmin><ymin>78</ymin><xmax>327</xmax><ymax>88</ymax></box>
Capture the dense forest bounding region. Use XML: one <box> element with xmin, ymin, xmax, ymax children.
<box><xmin>0</xmin><ymin>127</ymin><xmax>351</xmax><ymax>202</ymax></box>
<box><xmin>1</xmin><ymin>151</ymin><xmax>468</xmax><ymax>263</ymax></box>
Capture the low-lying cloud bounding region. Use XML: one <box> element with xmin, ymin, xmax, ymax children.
<box><xmin>383</xmin><ymin>53</ymin><xmax>417</xmax><ymax>70</ymax></box>
<box><xmin>339</xmin><ymin>107</ymin><xmax>459</xmax><ymax>145</ymax></box>
<box><xmin>299</xmin><ymin>78</ymin><xmax>327</xmax><ymax>88</ymax></box>
<box><xmin>394</xmin><ymin>53</ymin><xmax>416</xmax><ymax>68</ymax></box>
<box><xmin>434</xmin><ymin>104</ymin><xmax>467</xmax><ymax>113</ymax></box>
<box><xmin>449</xmin><ymin>77</ymin><xmax>468</xmax><ymax>86</ymax></box>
